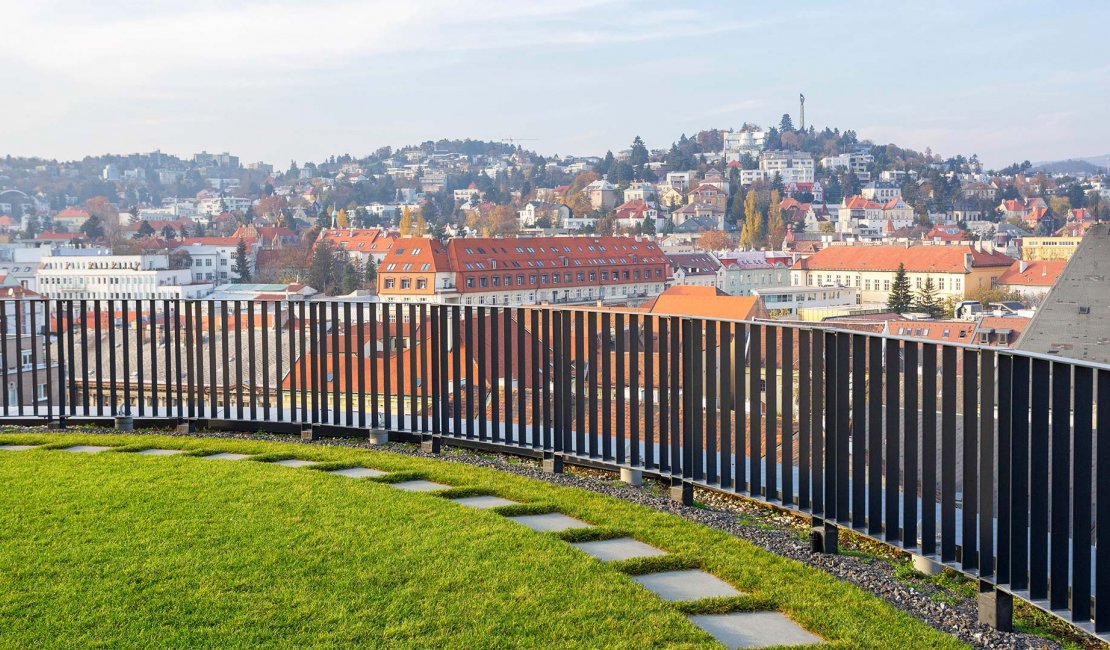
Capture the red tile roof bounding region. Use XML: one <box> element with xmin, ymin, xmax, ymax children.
<box><xmin>996</xmin><ymin>259</ymin><xmax>1066</xmax><ymax>287</ymax></box>
<box><xmin>792</xmin><ymin>245</ymin><xmax>1013</xmax><ymax>273</ymax></box>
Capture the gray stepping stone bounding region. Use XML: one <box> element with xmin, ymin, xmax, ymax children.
<box><xmin>60</xmin><ymin>445</ymin><xmax>112</xmax><ymax>453</ymax></box>
<box><xmin>572</xmin><ymin>537</ymin><xmax>665</xmax><ymax>562</ymax></box>
<box><xmin>687</xmin><ymin>611</ymin><xmax>824</xmax><ymax>648</ymax></box>
<box><xmin>391</xmin><ymin>480</ymin><xmax>450</xmax><ymax>492</ymax></box>
<box><xmin>136</xmin><ymin>449</ymin><xmax>185</xmax><ymax>456</ymax></box>
<box><xmin>451</xmin><ymin>496</ymin><xmax>518</xmax><ymax>509</ymax></box>
<box><xmin>507</xmin><ymin>513</ymin><xmax>591</xmax><ymax>532</ymax></box>
<box><xmin>0</xmin><ymin>445</ymin><xmax>38</xmax><ymax>451</ymax></box>
<box><xmin>201</xmin><ymin>452</ymin><xmax>251</xmax><ymax>460</ymax></box>
<box><xmin>271</xmin><ymin>459</ymin><xmax>318</xmax><ymax>468</ymax></box>
<box><xmin>329</xmin><ymin>467</ymin><xmax>386</xmax><ymax>479</ymax></box>
<box><xmin>632</xmin><ymin>569</ymin><xmax>740</xmax><ymax>602</ymax></box>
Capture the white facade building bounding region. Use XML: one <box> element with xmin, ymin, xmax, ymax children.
<box><xmin>820</xmin><ymin>152</ymin><xmax>874</xmax><ymax>182</ymax></box>
<box><xmin>36</xmin><ymin>253</ymin><xmax>212</xmax><ymax>300</ymax></box>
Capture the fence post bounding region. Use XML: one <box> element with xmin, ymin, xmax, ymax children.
<box><xmin>813</xmin><ymin>331</ymin><xmax>839</xmax><ymax>554</ymax></box>
<box><xmin>670</xmin><ymin>318</ymin><xmax>694</xmax><ymax>506</ymax></box>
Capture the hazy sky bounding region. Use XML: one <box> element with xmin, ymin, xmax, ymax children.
<box><xmin>3</xmin><ymin>0</ymin><xmax>1108</xmax><ymax>168</ymax></box>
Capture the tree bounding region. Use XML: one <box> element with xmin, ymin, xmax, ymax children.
<box><xmin>698</xmin><ymin>230</ymin><xmax>733</xmax><ymax>251</ymax></box>
<box><xmin>336</xmin><ymin>208</ymin><xmax>349</xmax><ymax>228</ymax></box>
<box><xmin>766</xmin><ymin>190</ymin><xmax>786</xmax><ymax>250</ymax></box>
<box><xmin>308</xmin><ymin>240</ymin><xmax>337</xmax><ymax>293</ymax></box>
<box><xmin>913</xmin><ymin>277</ymin><xmax>943</xmax><ymax>318</ymax></box>
<box><xmin>887</xmin><ymin>263</ymin><xmax>913</xmax><ymax>314</ymax></box>
<box><xmin>739</xmin><ymin>191</ymin><xmax>763</xmax><ymax>249</ymax></box>
<box><xmin>779</xmin><ymin>113</ymin><xmax>794</xmax><ymax>133</ymax></box>
<box><xmin>232</xmin><ymin>238</ymin><xmax>252</xmax><ymax>282</ymax></box>
<box><xmin>364</xmin><ymin>258</ymin><xmax>378</xmax><ymax>285</ymax></box>
<box><xmin>630</xmin><ymin>135</ymin><xmax>649</xmax><ymax>179</ymax></box>
<box><xmin>414</xmin><ymin>210</ymin><xmax>429</xmax><ymax>236</ymax></box>
<box><xmin>80</xmin><ymin>215</ymin><xmax>106</xmax><ymax>240</ymax></box>
<box><xmin>818</xmin><ymin>221</ymin><xmax>836</xmax><ymax>234</ymax></box>
<box><xmin>137</xmin><ymin>221</ymin><xmax>155</xmax><ymax>238</ymax></box>
<box><xmin>399</xmin><ymin>206</ymin><xmax>414</xmax><ymax>235</ymax></box>
<box><xmin>640</xmin><ymin>216</ymin><xmax>656</xmax><ymax>235</ymax></box>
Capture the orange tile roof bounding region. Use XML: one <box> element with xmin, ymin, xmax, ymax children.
<box><xmin>996</xmin><ymin>259</ymin><xmax>1066</xmax><ymax>287</ymax></box>
<box><xmin>792</xmin><ymin>245</ymin><xmax>1013</xmax><ymax>273</ymax></box>
<box><xmin>639</xmin><ymin>285</ymin><xmax>764</xmax><ymax>320</ymax></box>
<box><xmin>318</xmin><ymin>228</ymin><xmax>395</xmax><ymax>252</ymax></box>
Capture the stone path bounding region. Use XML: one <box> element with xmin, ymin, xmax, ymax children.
<box><xmin>0</xmin><ymin>442</ymin><xmax>826</xmax><ymax>648</ymax></box>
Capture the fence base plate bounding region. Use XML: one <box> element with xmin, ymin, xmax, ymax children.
<box><xmin>978</xmin><ymin>582</ymin><xmax>1013</xmax><ymax>632</ymax></box>
<box><xmin>367</xmin><ymin>429</ymin><xmax>389</xmax><ymax>445</ymax></box>
<box><xmin>542</xmin><ymin>452</ymin><xmax>564</xmax><ymax>474</ymax></box>
<box><xmin>670</xmin><ymin>479</ymin><xmax>693</xmax><ymax>506</ymax></box>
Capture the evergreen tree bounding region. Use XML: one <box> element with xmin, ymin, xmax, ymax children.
<box><xmin>779</xmin><ymin>113</ymin><xmax>794</xmax><ymax>133</ymax></box>
<box><xmin>232</xmin><ymin>238</ymin><xmax>252</xmax><ymax>282</ymax></box>
<box><xmin>913</xmin><ymin>277</ymin><xmax>943</xmax><ymax>318</ymax></box>
<box><xmin>364</xmin><ymin>258</ymin><xmax>378</xmax><ymax>285</ymax></box>
<box><xmin>137</xmin><ymin>220</ymin><xmax>155</xmax><ymax>238</ymax></box>
<box><xmin>887</xmin><ymin>263</ymin><xmax>913</xmax><ymax>313</ymax></box>
<box><xmin>80</xmin><ymin>215</ymin><xmax>106</xmax><ymax>240</ymax></box>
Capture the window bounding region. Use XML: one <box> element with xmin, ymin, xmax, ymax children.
<box><xmin>479</xmin><ymin>277</ymin><xmax>488</xmax><ymax>288</ymax></box>
<box><xmin>416</xmin><ymin>279</ymin><xmax>427</xmax><ymax>290</ymax></box>
<box><xmin>466</xmin><ymin>277</ymin><xmax>474</xmax><ymax>288</ymax></box>
<box><xmin>385</xmin><ymin>263</ymin><xmax>396</xmax><ymax>271</ymax></box>
<box><xmin>576</xmin><ymin>272</ymin><xmax>584</xmax><ymax>282</ymax></box>
<box><xmin>517</xmin><ymin>274</ymin><xmax>524</xmax><ymax>285</ymax></box>
<box><xmin>400</xmin><ymin>279</ymin><xmax>411</xmax><ymax>289</ymax></box>
<box><xmin>384</xmin><ymin>278</ymin><xmax>395</xmax><ymax>289</ymax></box>
<box><xmin>492</xmin><ymin>276</ymin><xmax>501</xmax><ymax>287</ymax></box>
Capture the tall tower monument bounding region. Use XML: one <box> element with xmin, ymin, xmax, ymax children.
<box><xmin>799</xmin><ymin>93</ymin><xmax>806</xmax><ymax>131</ymax></box>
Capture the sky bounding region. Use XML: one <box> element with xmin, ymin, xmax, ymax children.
<box><xmin>2</xmin><ymin>0</ymin><xmax>1108</xmax><ymax>169</ymax></box>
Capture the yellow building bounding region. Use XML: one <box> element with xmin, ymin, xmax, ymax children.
<box><xmin>1021</xmin><ymin>236</ymin><xmax>1081</xmax><ymax>261</ymax></box>
<box><xmin>790</xmin><ymin>244</ymin><xmax>1015</xmax><ymax>305</ymax></box>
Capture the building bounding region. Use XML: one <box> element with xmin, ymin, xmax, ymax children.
<box><xmin>836</xmin><ymin>196</ymin><xmax>915</xmax><ymax>235</ymax></box>
<box><xmin>860</xmin><ymin>181</ymin><xmax>902</xmax><ymax>202</ymax></box>
<box><xmin>996</xmin><ymin>259</ymin><xmax>1066</xmax><ymax>299</ymax></box>
<box><xmin>790</xmin><ymin>243</ymin><xmax>1014</xmax><ymax>305</ymax></box>
<box><xmin>613</xmin><ymin>200</ymin><xmax>659</xmax><ymax>231</ymax></box>
<box><xmin>622</xmin><ymin>182</ymin><xmax>657</xmax><ymax>204</ymax></box>
<box><xmin>754</xmin><ymin>284</ymin><xmax>858</xmax><ymax>316</ymax></box>
<box><xmin>36</xmin><ymin>252</ymin><xmax>212</xmax><ymax>300</ymax></box>
<box><xmin>687</xmin><ymin>183</ymin><xmax>728</xmax><ymax>210</ymax></box>
<box><xmin>584</xmin><ymin>180</ymin><xmax>619</xmax><ymax>211</ymax></box>
<box><xmin>208</xmin><ymin>282</ymin><xmax>317</xmax><ymax>302</ymax></box>
<box><xmin>723</xmin><ymin>128</ymin><xmax>766</xmax><ymax>161</ymax></box>
<box><xmin>197</xmin><ymin>196</ymin><xmax>253</xmax><ymax>217</ymax></box>
<box><xmin>1017</xmin><ymin>223</ymin><xmax>1110</xmax><ymax>363</ymax></box>
<box><xmin>715</xmin><ymin>252</ymin><xmax>792</xmax><ymax>296</ymax></box>
<box><xmin>316</xmin><ymin>228</ymin><xmax>396</xmax><ymax>267</ymax></box>
<box><xmin>53</xmin><ymin>207</ymin><xmax>91</xmax><ymax>231</ymax></box>
<box><xmin>1021</xmin><ymin>235</ymin><xmax>1082</xmax><ymax>261</ymax></box>
<box><xmin>638</xmin><ymin>285</ymin><xmax>766</xmax><ymax>320</ymax></box>
<box><xmin>0</xmin><ymin>289</ymin><xmax>59</xmax><ymax>408</ymax></box>
<box><xmin>820</xmin><ymin>152</ymin><xmax>873</xmax><ymax>182</ymax></box>
<box><xmin>666</xmin><ymin>252</ymin><xmax>721</xmax><ymax>288</ymax></box>
<box><xmin>377</xmin><ymin>236</ymin><xmax>669</xmax><ymax>307</ymax></box>
<box><xmin>178</xmin><ymin>237</ymin><xmax>256</xmax><ymax>284</ymax></box>
<box><xmin>757</xmin><ymin>150</ymin><xmax>815</xmax><ymax>185</ymax></box>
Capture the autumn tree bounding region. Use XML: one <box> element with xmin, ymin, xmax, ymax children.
<box><xmin>399</xmin><ymin>206</ymin><xmax>414</xmax><ymax>235</ymax></box>
<box><xmin>698</xmin><ymin>230</ymin><xmax>733</xmax><ymax>251</ymax></box>
<box><xmin>766</xmin><ymin>190</ymin><xmax>786</xmax><ymax>250</ymax></box>
<box><xmin>739</xmin><ymin>191</ymin><xmax>763</xmax><ymax>249</ymax></box>
<box><xmin>414</xmin><ymin>210</ymin><xmax>429</xmax><ymax>236</ymax></box>
<box><xmin>336</xmin><ymin>208</ymin><xmax>349</xmax><ymax>228</ymax></box>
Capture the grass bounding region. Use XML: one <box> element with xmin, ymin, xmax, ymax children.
<box><xmin>0</xmin><ymin>431</ymin><xmax>971</xmax><ymax>649</ymax></box>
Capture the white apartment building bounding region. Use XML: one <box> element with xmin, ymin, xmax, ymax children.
<box><xmin>754</xmin><ymin>285</ymin><xmax>858</xmax><ymax>316</ymax></box>
<box><xmin>196</xmin><ymin>196</ymin><xmax>253</xmax><ymax>217</ymax></box>
<box><xmin>723</xmin><ymin>129</ymin><xmax>766</xmax><ymax>161</ymax></box>
<box><xmin>36</xmin><ymin>253</ymin><xmax>212</xmax><ymax>300</ymax></box>
<box><xmin>820</xmin><ymin>152</ymin><xmax>874</xmax><ymax>182</ymax></box>
<box><xmin>758</xmin><ymin>150</ymin><xmax>814</xmax><ymax>184</ymax></box>
<box><xmin>178</xmin><ymin>240</ymin><xmax>255</xmax><ymax>284</ymax></box>
<box><xmin>860</xmin><ymin>181</ymin><xmax>902</xmax><ymax>202</ymax></box>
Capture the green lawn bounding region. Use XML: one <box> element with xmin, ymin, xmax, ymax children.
<box><xmin>0</xmin><ymin>431</ymin><xmax>968</xmax><ymax>649</ymax></box>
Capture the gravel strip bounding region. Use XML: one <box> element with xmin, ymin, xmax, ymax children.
<box><xmin>15</xmin><ymin>426</ymin><xmax>1069</xmax><ymax>649</ymax></box>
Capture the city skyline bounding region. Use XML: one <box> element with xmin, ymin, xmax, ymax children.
<box><xmin>3</xmin><ymin>0</ymin><xmax>1108</xmax><ymax>167</ymax></box>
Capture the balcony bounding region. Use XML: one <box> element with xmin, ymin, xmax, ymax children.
<box><xmin>2</xmin><ymin>296</ymin><xmax>1108</xmax><ymax>641</ymax></box>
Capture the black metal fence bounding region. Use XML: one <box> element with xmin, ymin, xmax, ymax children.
<box><xmin>2</xmin><ymin>298</ymin><xmax>1107</xmax><ymax>639</ymax></box>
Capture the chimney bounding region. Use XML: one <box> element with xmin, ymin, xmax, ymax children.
<box><xmin>1019</xmin><ymin>260</ymin><xmax>1030</xmax><ymax>274</ymax></box>
<box><xmin>964</xmin><ymin>252</ymin><xmax>973</xmax><ymax>273</ymax></box>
